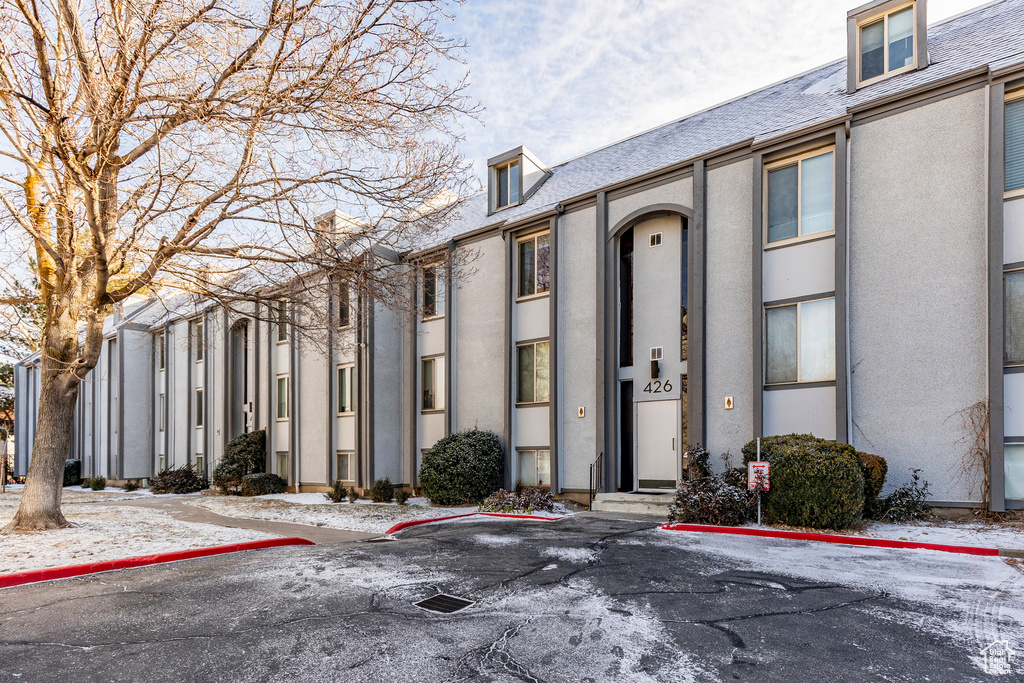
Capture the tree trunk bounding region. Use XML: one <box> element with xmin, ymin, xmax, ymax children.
<box><xmin>3</xmin><ymin>318</ymin><xmax>86</xmax><ymax>532</ymax></box>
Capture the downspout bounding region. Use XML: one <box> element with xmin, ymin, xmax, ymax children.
<box><xmin>549</xmin><ymin>214</ymin><xmax>560</xmax><ymax>493</ymax></box>
<box><xmin>445</xmin><ymin>242</ymin><xmax>454</xmax><ymax>437</ymax></box>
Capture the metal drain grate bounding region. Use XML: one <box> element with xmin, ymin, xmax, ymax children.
<box><xmin>414</xmin><ymin>594</ymin><xmax>475</xmax><ymax>614</ymax></box>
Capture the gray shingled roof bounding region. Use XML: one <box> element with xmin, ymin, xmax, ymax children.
<box><xmin>436</xmin><ymin>0</ymin><xmax>1024</xmax><ymax>244</ymax></box>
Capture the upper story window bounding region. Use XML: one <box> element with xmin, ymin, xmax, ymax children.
<box><xmin>422</xmin><ymin>265</ymin><xmax>445</xmax><ymax>319</ymax></box>
<box><xmin>765</xmin><ymin>297</ymin><xmax>835</xmax><ymax>385</ymax></box>
<box><xmin>848</xmin><ymin>0</ymin><xmax>925</xmax><ymax>91</ymax></box>
<box><xmin>276</xmin><ymin>374</ymin><xmax>289</xmax><ymax>420</ymax></box>
<box><xmin>517</xmin><ymin>232</ymin><xmax>551</xmax><ymax>299</ymax></box>
<box><xmin>496</xmin><ymin>160</ymin><xmax>520</xmax><ymax>209</ymax></box>
<box><xmin>765</xmin><ymin>148</ymin><xmax>834</xmax><ymax>245</ymax></box>
<box><xmin>1005</xmin><ymin>270</ymin><xmax>1024</xmax><ymax>366</ymax></box>
<box><xmin>276</xmin><ymin>301</ymin><xmax>289</xmax><ymax>343</ymax></box>
<box><xmin>516</xmin><ymin>340</ymin><xmax>550</xmax><ymax>404</ymax></box>
<box><xmin>421</xmin><ymin>356</ymin><xmax>445</xmax><ymax>411</ymax></box>
<box><xmin>337</xmin><ymin>282</ymin><xmax>352</xmax><ymax>328</ymax></box>
<box><xmin>337</xmin><ymin>364</ymin><xmax>354</xmax><ymax>414</ymax></box>
<box><xmin>156</xmin><ymin>332</ymin><xmax>166</xmax><ymax>370</ymax></box>
<box><xmin>192</xmin><ymin>319</ymin><xmax>204</xmax><ymax>362</ymax></box>
<box><xmin>1007</xmin><ymin>91</ymin><xmax>1024</xmax><ymax>196</ymax></box>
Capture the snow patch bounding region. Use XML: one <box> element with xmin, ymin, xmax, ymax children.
<box><xmin>542</xmin><ymin>546</ymin><xmax>597</xmax><ymax>564</ymax></box>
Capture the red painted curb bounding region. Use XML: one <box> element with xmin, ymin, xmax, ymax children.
<box><xmin>659</xmin><ymin>523</ymin><xmax>1001</xmax><ymax>556</ymax></box>
<box><xmin>0</xmin><ymin>537</ymin><xmax>316</xmax><ymax>589</ymax></box>
<box><xmin>386</xmin><ymin>512</ymin><xmax>563</xmax><ymax>535</ymax></box>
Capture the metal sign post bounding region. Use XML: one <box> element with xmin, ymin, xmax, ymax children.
<box><xmin>748</xmin><ymin>438</ymin><xmax>770</xmax><ymax>526</ymax></box>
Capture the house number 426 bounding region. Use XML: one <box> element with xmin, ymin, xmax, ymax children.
<box><xmin>643</xmin><ymin>380</ymin><xmax>672</xmax><ymax>394</ymax></box>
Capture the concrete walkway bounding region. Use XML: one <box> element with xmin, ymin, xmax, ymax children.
<box><xmin>104</xmin><ymin>496</ymin><xmax>376</xmax><ymax>545</ymax></box>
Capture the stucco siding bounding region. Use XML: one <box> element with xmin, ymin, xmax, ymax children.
<box><xmin>763</xmin><ymin>238</ymin><xmax>836</xmax><ymax>303</ymax></box>
<box><xmin>849</xmin><ymin>89</ymin><xmax>988</xmax><ymax>502</ymax></box>
<box><xmin>607</xmin><ymin>178</ymin><xmax>693</xmax><ymax>230</ymax></box>
<box><xmin>120</xmin><ymin>329</ymin><xmax>153</xmax><ymax>479</ymax></box>
<box><xmin>704</xmin><ymin>158</ymin><xmax>755</xmax><ymax>463</ymax></box>
<box><xmin>373</xmin><ymin>304</ymin><xmax>405</xmax><ymax>483</ymax></box>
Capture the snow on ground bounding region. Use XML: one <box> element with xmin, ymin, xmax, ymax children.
<box><xmin>189</xmin><ymin>493</ymin><xmax>569</xmax><ymax>534</ymax></box>
<box><xmin>0</xmin><ymin>499</ymin><xmax>276</xmax><ymax>574</ymax></box>
<box><xmin>857</xmin><ymin>519</ymin><xmax>1024</xmax><ymax>549</ymax></box>
<box><xmin>650</xmin><ymin>526</ymin><xmax>1024</xmax><ymax>666</ymax></box>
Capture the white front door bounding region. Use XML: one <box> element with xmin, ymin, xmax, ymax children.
<box><xmin>636</xmin><ymin>399</ymin><xmax>678</xmax><ymax>489</ymax></box>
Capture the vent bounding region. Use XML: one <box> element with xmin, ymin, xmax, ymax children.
<box><xmin>649</xmin><ymin>232</ymin><xmax>663</xmax><ymax>247</ymax></box>
<box><xmin>650</xmin><ymin>346</ymin><xmax>663</xmax><ymax>361</ymax></box>
<box><xmin>415</xmin><ymin>594</ymin><xmax>475</xmax><ymax>614</ymax></box>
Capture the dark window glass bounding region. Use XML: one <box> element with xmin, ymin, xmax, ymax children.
<box><xmin>518</xmin><ymin>239</ymin><xmax>536</xmax><ymax>297</ymax></box>
<box><xmin>423</xmin><ymin>267</ymin><xmax>437</xmax><ymax>318</ymax></box>
<box><xmin>536</xmin><ymin>233</ymin><xmax>550</xmax><ymax>294</ymax></box>
<box><xmin>337</xmin><ymin>366</ymin><xmax>352</xmax><ymax>413</ymax></box>
<box><xmin>276</xmin><ymin>302</ymin><xmax>288</xmax><ymax>342</ymax></box>
<box><xmin>767</xmin><ymin>165</ymin><xmax>798</xmax><ymax>242</ymax></box>
<box><xmin>765</xmin><ymin>306</ymin><xmax>798</xmax><ymax>384</ymax></box>
<box><xmin>509</xmin><ymin>160</ymin><xmax>520</xmax><ymax>204</ymax></box>
<box><xmin>157</xmin><ymin>333</ymin><xmax>165</xmax><ymax>370</ymax></box>
<box><xmin>338</xmin><ymin>283</ymin><xmax>351</xmax><ymax>327</ymax></box>
<box><xmin>1007</xmin><ymin>99</ymin><xmax>1024</xmax><ymax>193</ymax></box>
<box><xmin>887</xmin><ymin>7</ymin><xmax>914</xmax><ymax>71</ymax></box>
<box><xmin>195</xmin><ymin>388</ymin><xmax>204</xmax><ymax>427</ymax></box>
<box><xmin>421</xmin><ymin>358</ymin><xmax>436</xmax><ymax>410</ymax></box>
<box><xmin>497</xmin><ymin>165</ymin><xmax>509</xmax><ymax>208</ymax></box>
<box><xmin>1006</xmin><ymin>271</ymin><xmax>1024</xmax><ymax>365</ymax></box>
<box><xmin>860</xmin><ymin>19</ymin><xmax>884</xmax><ymax>81</ymax></box>
<box><xmin>516</xmin><ymin>344</ymin><xmax>535</xmax><ymax>403</ymax></box>
<box><xmin>194</xmin><ymin>321</ymin><xmax>204</xmax><ymax>362</ymax></box>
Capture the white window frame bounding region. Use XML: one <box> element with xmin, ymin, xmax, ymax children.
<box><xmin>194</xmin><ymin>454</ymin><xmax>205</xmax><ymax>474</ymax></box>
<box><xmin>1006</xmin><ymin>89</ymin><xmax>1024</xmax><ymax>200</ymax></box>
<box><xmin>516</xmin><ymin>339</ymin><xmax>550</xmax><ymax>405</ymax></box>
<box><xmin>156</xmin><ymin>332</ymin><xmax>166</xmax><ymax>370</ymax></box>
<box><xmin>516</xmin><ymin>448</ymin><xmax>552</xmax><ymax>488</ymax></box>
<box><xmin>336</xmin><ymin>450</ymin><xmax>355</xmax><ymax>483</ymax></box>
<box><xmin>159</xmin><ymin>393</ymin><xmax>166</xmax><ymax>431</ymax></box>
<box><xmin>336</xmin><ymin>364</ymin><xmax>355</xmax><ymax>415</ymax></box>
<box><xmin>856</xmin><ymin>1</ymin><xmax>917</xmax><ymax>87</ymax></box>
<box><xmin>194</xmin><ymin>387</ymin><xmax>204</xmax><ymax>428</ymax></box>
<box><xmin>158</xmin><ymin>455</ymin><xmax>166</xmax><ymax>473</ymax></box>
<box><xmin>420</xmin><ymin>355</ymin><xmax>444</xmax><ymax>412</ymax></box>
<box><xmin>649</xmin><ymin>232</ymin><xmax>663</xmax><ymax>247</ymax></box>
<box><xmin>421</xmin><ymin>265</ymin><xmax>445</xmax><ymax>320</ymax></box>
<box><xmin>764</xmin><ymin>296</ymin><xmax>836</xmax><ymax>386</ymax></box>
<box><xmin>763</xmin><ymin>146</ymin><xmax>836</xmax><ymax>248</ymax></box>
<box><xmin>276</xmin><ymin>301</ymin><xmax>289</xmax><ymax>344</ymax></box>
<box><xmin>1004</xmin><ymin>267</ymin><xmax>1024</xmax><ymax>367</ymax></box>
<box><xmin>276</xmin><ymin>374</ymin><xmax>289</xmax><ymax>421</ymax></box>
<box><xmin>193</xmin><ymin>319</ymin><xmax>204</xmax><ymax>363</ymax></box>
<box><xmin>494</xmin><ymin>159</ymin><xmax>521</xmax><ymax>210</ymax></box>
<box><xmin>276</xmin><ymin>451</ymin><xmax>289</xmax><ymax>480</ymax></box>
<box><xmin>337</xmin><ymin>282</ymin><xmax>353</xmax><ymax>328</ymax></box>
<box><xmin>516</xmin><ymin>231</ymin><xmax>551</xmax><ymax>301</ymax></box>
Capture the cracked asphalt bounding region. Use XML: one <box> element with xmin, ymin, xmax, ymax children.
<box><xmin>1</xmin><ymin>516</ymin><xmax>1020</xmax><ymax>682</ymax></box>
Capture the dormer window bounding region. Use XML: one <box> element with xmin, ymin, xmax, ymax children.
<box><xmin>847</xmin><ymin>0</ymin><xmax>927</xmax><ymax>92</ymax></box>
<box><xmin>496</xmin><ymin>160</ymin><xmax>520</xmax><ymax>209</ymax></box>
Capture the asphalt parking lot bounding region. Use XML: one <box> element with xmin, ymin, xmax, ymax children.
<box><xmin>1</xmin><ymin>516</ymin><xmax>1021</xmax><ymax>682</ymax></box>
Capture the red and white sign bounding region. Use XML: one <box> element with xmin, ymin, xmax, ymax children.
<box><xmin>747</xmin><ymin>461</ymin><xmax>770</xmax><ymax>491</ymax></box>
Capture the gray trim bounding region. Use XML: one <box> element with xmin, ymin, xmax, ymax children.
<box><xmin>690</xmin><ymin>160</ymin><xmax>706</xmax><ymax>447</ymax></box>
<box><xmin>222</xmin><ymin>309</ymin><xmax>229</xmax><ymax>454</ymax></box>
<box><xmin>763</xmin><ymin>291</ymin><xmax>837</xmax><ymax>309</ymax></box>
<box><xmin>990</xmin><ymin>82</ymin><xmax>1007</xmax><ymax>512</ymax></box>
<box><xmin>835</xmin><ymin>128</ymin><xmax>850</xmax><ymax>445</ymax></box>
<box><xmin>366</xmin><ymin>295</ymin><xmax>375</xmax><ymax>486</ymax></box>
<box><xmin>606</xmin><ymin>169</ymin><xmax>693</xmax><ymax>202</ymax></box>
<box><xmin>445</xmin><ymin>242</ymin><xmax>454</xmax><ymax>436</ymax></box>
<box><xmin>854</xmin><ymin>79</ymin><xmax>986</xmax><ymax>128</ymax></box>
<box><xmin>1004</xmin><ymin>260</ymin><xmax>1024</xmax><ymax>272</ymax></box>
<box><xmin>608</xmin><ymin>203</ymin><xmax>694</xmax><ymax>239</ymax></box>
<box><xmin>253</xmin><ymin>311</ymin><xmax>260</xmax><ymax>441</ymax></box>
<box><xmin>355</xmin><ymin>292</ymin><xmax>365</xmax><ymax>488</ymax></box>
<box><xmin>764</xmin><ymin>380</ymin><xmax>838</xmax><ymax>391</ymax></box>
<box><xmin>1003</xmin><ymin>365</ymin><xmax>1024</xmax><ymax>374</ymax></box>
<box><xmin>407</xmin><ymin>272</ymin><xmax>418</xmax><ymax>487</ymax></box>
<box><xmin>1005</xmin><ymin>435</ymin><xmax>1024</xmax><ymax>443</ymax></box>
<box><xmin>266</xmin><ymin>304</ymin><xmax>275</xmax><ymax>474</ymax></box>
<box><xmin>116</xmin><ymin>330</ymin><xmax>124</xmax><ymax>480</ymax></box>
<box><xmin>762</xmin><ymin>231</ymin><xmax>837</xmax><ymax>253</ymax></box>
<box><xmin>290</xmin><ymin>302</ymin><xmax>300</xmax><ymax>487</ymax></box>
<box><xmin>751</xmin><ymin>153</ymin><xmax>764</xmax><ymax>439</ymax></box>
<box><xmin>186</xmin><ymin>321</ymin><xmax>193</xmax><ymax>470</ymax></box>
<box><xmin>327</xmin><ymin>287</ymin><xmax>336</xmax><ymax>482</ymax></box>
<box><xmin>204</xmin><ymin>309</ymin><xmax>212</xmax><ymax>478</ymax></box>
<box><xmin>596</xmin><ymin>191</ymin><xmax>611</xmax><ymax>492</ymax></box>
<box><xmin>503</xmin><ymin>232</ymin><xmax>513</xmax><ymax>489</ymax></box>
<box><xmin>548</xmin><ymin>215</ymin><xmax>560</xmax><ymax>493</ymax></box>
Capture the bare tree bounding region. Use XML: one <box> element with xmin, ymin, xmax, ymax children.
<box><xmin>0</xmin><ymin>0</ymin><xmax>474</xmax><ymax>531</ymax></box>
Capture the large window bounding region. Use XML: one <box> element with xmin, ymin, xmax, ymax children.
<box><xmin>422</xmin><ymin>266</ymin><xmax>445</xmax><ymax>319</ymax></box>
<box><xmin>337</xmin><ymin>282</ymin><xmax>352</xmax><ymax>328</ymax></box>
<box><xmin>518</xmin><ymin>449</ymin><xmax>551</xmax><ymax>487</ymax></box>
<box><xmin>765</xmin><ymin>297</ymin><xmax>835</xmax><ymax>384</ymax></box>
<box><xmin>276</xmin><ymin>375</ymin><xmax>289</xmax><ymax>420</ymax></box>
<box><xmin>337</xmin><ymin>365</ymin><xmax>354</xmax><ymax>414</ymax></box>
<box><xmin>1004</xmin><ymin>445</ymin><xmax>1024</xmax><ymax>500</ymax></box>
<box><xmin>1005</xmin><ymin>271</ymin><xmax>1024</xmax><ymax>366</ymax></box>
<box><xmin>195</xmin><ymin>388</ymin><xmax>204</xmax><ymax>427</ymax></box>
<box><xmin>421</xmin><ymin>357</ymin><xmax>443</xmax><ymax>411</ymax></box>
<box><xmin>156</xmin><ymin>332</ymin><xmax>166</xmax><ymax>370</ymax></box>
<box><xmin>193</xmin><ymin>320</ymin><xmax>204</xmax><ymax>362</ymax></box>
<box><xmin>517</xmin><ymin>232</ymin><xmax>551</xmax><ymax>298</ymax></box>
<box><xmin>858</xmin><ymin>3</ymin><xmax>916</xmax><ymax>84</ymax></box>
<box><xmin>496</xmin><ymin>160</ymin><xmax>520</xmax><ymax>209</ymax></box>
<box><xmin>766</xmin><ymin>149</ymin><xmax>834</xmax><ymax>244</ymax></box>
<box><xmin>516</xmin><ymin>340</ymin><xmax>550</xmax><ymax>404</ymax></box>
<box><xmin>195</xmin><ymin>454</ymin><xmax>205</xmax><ymax>474</ymax></box>
<box><xmin>276</xmin><ymin>301</ymin><xmax>289</xmax><ymax>343</ymax></box>
<box><xmin>336</xmin><ymin>451</ymin><xmax>355</xmax><ymax>483</ymax></box>
<box><xmin>1008</xmin><ymin>93</ymin><xmax>1024</xmax><ymax>195</ymax></box>
<box><xmin>276</xmin><ymin>451</ymin><xmax>289</xmax><ymax>480</ymax></box>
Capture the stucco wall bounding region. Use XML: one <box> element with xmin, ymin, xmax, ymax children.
<box><xmin>849</xmin><ymin>88</ymin><xmax>988</xmax><ymax>502</ymax></box>
<box><xmin>299</xmin><ymin>328</ymin><xmax>329</xmax><ymax>486</ymax></box>
<box><xmin>455</xmin><ymin>234</ymin><xmax>506</xmax><ymax>437</ymax></box>
<box><xmin>120</xmin><ymin>328</ymin><xmax>153</xmax><ymax>479</ymax></box>
<box><xmin>373</xmin><ymin>303</ymin><xmax>406</xmax><ymax>484</ymax></box>
<box><xmin>607</xmin><ymin>177</ymin><xmax>693</xmax><ymax>231</ymax></box>
<box><xmin>704</xmin><ymin>158</ymin><xmax>755</xmax><ymax>464</ymax></box>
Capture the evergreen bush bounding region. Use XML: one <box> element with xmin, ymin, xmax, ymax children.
<box><xmin>241</xmin><ymin>473</ymin><xmax>287</xmax><ymax>497</ymax></box>
<box><xmin>150</xmin><ymin>464</ymin><xmax>208</xmax><ymax>494</ymax></box>
<box><xmin>325</xmin><ymin>481</ymin><xmax>347</xmax><ymax>503</ymax></box>
<box><xmin>369</xmin><ymin>477</ymin><xmax>394</xmax><ymax>503</ymax></box>
<box><xmin>395</xmin><ymin>489</ymin><xmax>411</xmax><ymax>505</ymax></box>
<box><xmin>347</xmin><ymin>486</ymin><xmax>359</xmax><ymax>503</ymax></box>
<box><xmin>63</xmin><ymin>459</ymin><xmax>81</xmax><ymax>487</ymax></box>
<box><xmin>419</xmin><ymin>428</ymin><xmax>504</xmax><ymax>506</ymax></box>
<box><xmin>122</xmin><ymin>480</ymin><xmax>140</xmax><ymax>492</ymax></box>
<box><xmin>857</xmin><ymin>451</ymin><xmax>888</xmax><ymax>509</ymax></box>
<box><xmin>87</xmin><ymin>476</ymin><xmax>106</xmax><ymax>491</ymax></box>
<box><xmin>874</xmin><ymin>469</ymin><xmax>932</xmax><ymax>523</ymax></box>
<box><xmin>213</xmin><ymin>429</ymin><xmax>266</xmax><ymax>494</ymax></box>
<box><xmin>668</xmin><ymin>475</ymin><xmax>756</xmax><ymax>526</ymax></box>
<box><xmin>479</xmin><ymin>485</ymin><xmax>554</xmax><ymax>513</ymax></box>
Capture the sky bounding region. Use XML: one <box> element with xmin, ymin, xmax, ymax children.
<box><xmin>448</xmin><ymin>0</ymin><xmax>989</xmax><ymax>186</ymax></box>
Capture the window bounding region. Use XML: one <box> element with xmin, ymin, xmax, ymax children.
<box><xmin>421</xmin><ymin>357</ymin><xmax>444</xmax><ymax>411</ymax></box>
<box><xmin>649</xmin><ymin>232</ymin><xmax>662</xmax><ymax>247</ymax></box>
<box><xmin>516</xmin><ymin>340</ymin><xmax>550</xmax><ymax>404</ymax></box>
<box><xmin>159</xmin><ymin>394</ymin><xmax>165</xmax><ymax>431</ymax></box>
<box><xmin>195</xmin><ymin>388</ymin><xmax>204</xmax><ymax>427</ymax></box>
<box><xmin>337</xmin><ymin>282</ymin><xmax>352</xmax><ymax>328</ymax></box>
<box><xmin>193</xmin><ymin>320</ymin><xmax>204</xmax><ymax>362</ymax></box>
<box><xmin>765</xmin><ymin>297</ymin><xmax>835</xmax><ymax>384</ymax></box>
<box><xmin>1005</xmin><ymin>444</ymin><xmax>1024</xmax><ymax>500</ymax></box>
<box><xmin>858</xmin><ymin>3</ymin><xmax>915</xmax><ymax>84</ymax></box>
<box><xmin>336</xmin><ymin>451</ymin><xmax>354</xmax><ymax>482</ymax></box>
<box><xmin>518</xmin><ymin>449</ymin><xmax>551</xmax><ymax>487</ymax></box>
<box><xmin>156</xmin><ymin>333</ymin><xmax>165</xmax><ymax>370</ymax></box>
<box><xmin>650</xmin><ymin>346</ymin><xmax>663</xmax><ymax>361</ymax></box>
<box><xmin>195</xmin><ymin>454</ymin><xmax>204</xmax><ymax>474</ymax></box>
<box><xmin>276</xmin><ymin>451</ymin><xmax>289</xmax><ymax>479</ymax></box>
<box><xmin>1005</xmin><ymin>271</ymin><xmax>1024</xmax><ymax>366</ymax></box>
<box><xmin>276</xmin><ymin>301</ymin><xmax>289</xmax><ymax>343</ymax></box>
<box><xmin>496</xmin><ymin>160</ymin><xmax>520</xmax><ymax>209</ymax></box>
<box><xmin>337</xmin><ymin>365</ymin><xmax>354</xmax><ymax>414</ymax></box>
<box><xmin>517</xmin><ymin>232</ymin><xmax>551</xmax><ymax>298</ymax></box>
<box><xmin>1007</xmin><ymin>93</ymin><xmax>1024</xmax><ymax>195</ymax></box>
<box><xmin>766</xmin><ymin>149</ymin><xmax>834</xmax><ymax>244</ymax></box>
<box><xmin>158</xmin><ymin>455</ymin><xmax>166</xmax><ymax>473</ymax></box>
<box><xmin>422</xmin><ymin>266</ymin><xmax>445</xmax><ymax>319</ymax></box>
<box><xmin>276</xmin><ymin>375</ymin><xmax>289</xmax><ymax>420</ymax></box>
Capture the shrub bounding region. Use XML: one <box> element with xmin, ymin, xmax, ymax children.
<box><xmin>395</xmin><ymin>489</ymin><xmax>411</xmax><ymax>505</ymax></box>
<box><xmin>668</xmin><ymin>475</ymin><xmax>757</xmax><ymax>526</ymax></box>
<box><xmin>123</xmin><ymin>480</ymin><xmax>140</xmax><ymax>492</ymax></box>
<box><xmin>683</xmin><ymin>444</ymin><xmax>711</xmax><ymax>479</ymax></box>
<box><xmin>241</xmin><ymin>473</ymin><xmax>287</xmax><ymax>497</ymax></box>
<box><xmin>370</xmin><ymin>477</ymin><xmax>394</xmax><ymax>503</ymax></box>
<box><xmin>63</xmin><ymin>459</ymin><xmax>81</xmax><ymax>487</ymax></box>
<box><xmin>741</xmin><ymin>434</ymin><xmax>865</xmax><ymax>529</ymax></box>
<box><xmin>150</xmin><ymin>464</ymin><xmax>208</xmax><ymax>494</ymax></box>
<box><xmin>874</xmin><ymin>469</ymin><xmax>932</xmax><ymax>523</ymax></box>
<box><xmin>479</xmin><ymin>485</ymin><xmax>555</xmax><ymax>513</ymax></box>
<box><xmin>419</xmin><ymin>428</ymin><xmax>504</xmax><ymax>506</ymax></box>
<box><xmin>214</xmin><ymin>430</ymin><xmax>267</xmax><ymax>494</ymax></box>
<box><xmin>347</xmin><ymin>486</ymin><xmax>359</xmax><ymax>503</ymax></box>
<box><xmin>88</xmin><ymin>476</ymin><xmax>107</xmax><ymax>491</ymax></box>
<box><xmin>857</xmin><ymin>451</ymin><xmax>888</xmax><ymax>506</ymax></box>
<box><xmin>325</xmin><ymin>481</ymin><xmax>347</xmax><ymax>503</ymax></box>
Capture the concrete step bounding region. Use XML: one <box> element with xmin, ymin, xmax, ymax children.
<box><xmin>590</xmin><ymin>491</ymin><xmax>674</xmax><ymax>518</ymax></box>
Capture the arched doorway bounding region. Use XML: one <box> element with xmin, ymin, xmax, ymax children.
<box><xmin>229</xmin><ymin>320</ymin><xmax>251</xmax><ymax>440</ymax></box>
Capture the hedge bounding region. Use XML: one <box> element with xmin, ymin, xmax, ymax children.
<box><xmin>240</xmin><ymin>473</ymin><xmax>286</xmax><ymax>497</ymax></box>
<box><xmin>214</xmin><ymin>429</ymin><xmax>267</xmax><ymax>494</ymax></box>
<box><xmin>419</xmin><ymin>428</ymin><xmax>504</xmax><ymax>506</ymax></box>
